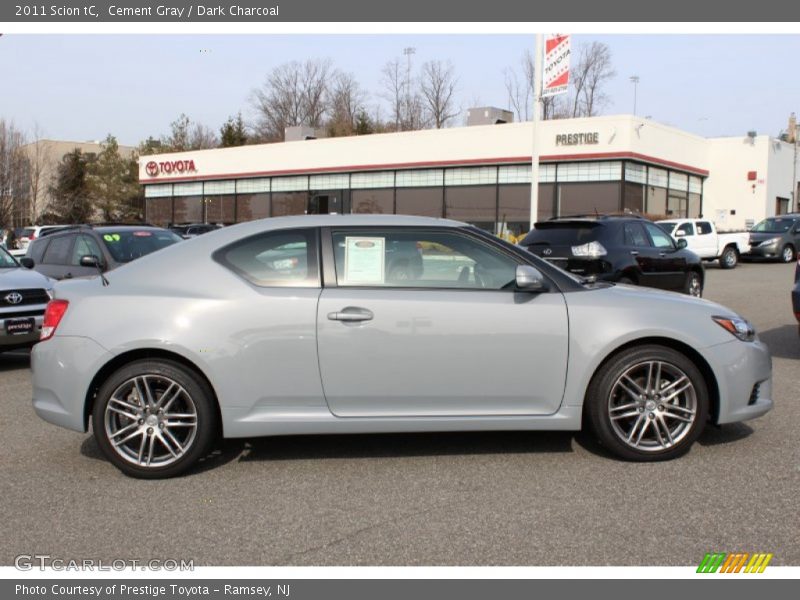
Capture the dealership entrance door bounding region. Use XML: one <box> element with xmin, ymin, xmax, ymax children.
<box><xmin>308</xmin><ymin>190</ymin><xmax>349</xmax><ymax>215</ymax></box>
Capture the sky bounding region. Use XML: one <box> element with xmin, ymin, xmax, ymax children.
<box><xmin>1</xmin><ymin>34</ymin><xmax>798</xmax><ymax>146</ymax></box>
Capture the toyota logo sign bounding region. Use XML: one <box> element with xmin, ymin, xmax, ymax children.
<box><xmin>145</xmin><ymin>161</ymin><xmax>159</xmax><ymax>177</ymax></box>
<box><xmin>4</xmin><ymin>292</ymin><xmax>23</xmax><ymax>305</ymax></box>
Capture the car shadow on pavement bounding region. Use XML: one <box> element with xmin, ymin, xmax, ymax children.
<box><xmin>0</xmin><ymin>350</ymin><xmax>30</xmax><ymax>372</ymax></box>
<box><xmin>697</xmin><ymin>422</ymin><xmax>754</xmax><ymax>447</ymax></box>
<box><xmin>757</xmin><ymin>324</ymin><xmax>800</xmax><ymax>360</ymax></box>
<box><xmin>233</xmin><ymin>430</ymin><xmax>576</xmax><ymax>462</ymax></box>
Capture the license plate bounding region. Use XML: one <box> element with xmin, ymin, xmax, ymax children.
<box><xmin>5</xmin><ymin>318</ymin><xmax>35</xmax><ymax>336</ymax></box>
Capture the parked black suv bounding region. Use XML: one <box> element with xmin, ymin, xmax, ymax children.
<box><xmin>21</xmin><ymin>225</ymin><xmax>183</xmax><ymax>280</ymax></box>
<box><xmin>519</xmin><ymin>215</ymin><xmax>705</xmax><ymax>296</ymax></box>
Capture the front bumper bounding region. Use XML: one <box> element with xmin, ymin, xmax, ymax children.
<box><xmin>706</xmin><ymin>338</ymin><xmax>773</xmax><ymax>424</ymax></box>
<box><xmin>0</xmin><ymin>312</ymin><xmax>44</xmax><ymax>349</ymax></box>
<box><xmin>743</xmin><ymin>243</ymin><xmax>781</xmax><ymax>260</ymax></box>
<box><xmin>31</xmin><ymin>335</ymin><xmax>113</xmax><ymax>432</ymax></box>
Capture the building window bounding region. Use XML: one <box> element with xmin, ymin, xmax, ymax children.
<box><xmin>646</xmin><ymin>186</ymin><xmax>667</xmax><ymax>217</ymax></box>
<box><xmin>667</xmin><ymin>190</ymin><xmax>688</xmax><ymax>217</ymax></box>
<box><xmin>623</xmin><ymin>182</ymin><xmax>645</xmax><ymax>214</ymax></box>
<box><xmin>173</xmin><ymin>182</ymin><xmax>203</xmax><ymax>197</ymax></box>
<box><xmin>396</xmin><ymin>169</ymin><xmax>444</xmax><ymax>188</ymax></box>
<box><xmin>144</xmin><ymin>184</ymin><xmax>172</xmax><ymax>198</ymax></box>
<box><xmin>272</xmin><ymin>192</ymin><xmax>308</xmax><ymax>216</ymax></box>
<box><xmin>272</xmin><ymin>176</ymin><xmax>309</xmax><ymax>192</ymax></box>
<box><xmin>350</xmin><ymin>171</ymin><xmax>394</xmax><ymax>189</ymax></box>
<box><xmin>236</xmin><ymin>193</ymin><xmax>270</xmax><ymax>222</ymax></box>
<box><xmin>173</xmin><ymin>196</ymin><xmax>203</xmax><ymax>223</ymax></box>
<box><xmin>557</xmin><ymin>161</ymin><xmax>622</xmax><ymax>182</ymax></box>
<box><xmin>351</xmin><ymin>189</ymin><xmax>394</xmax><ymax>214</ymax></box>
<box><xmin>395</xmin><ymin>187</ymin><xmax>443</xmax><ymax>217</ymax></box>
<box><xmin>444</xmin><ymin>186</ymin><xmax>497</xmax><ymax>232</ymax></box>
<box><xmin>669</xmin><ymin>172</ymin><xmax>688</xmax><ymax>192</ymax></box>
<box><xmin>625</xmin><ymin>163</ymin><xmax>647</xmax><ymax>184</ymax></box>
<box><xmin>688</xmin><ymin>193</ymin><xmax>701</xmax><ymax>218</ymax></box>
<box><xmin>647</xmin><ymin>167</ymin><xmax>668</xmax><ymax>188</ymax></box>
<box><xmin>497</xmin><ymin>184</ymin><xmax>533</xmax><ymax>238</ymax></box>
<box><xmin>204</xmin><ymin>180</ymin><xmax>236</xmax><ymax>195</ymax></box>
<box><xmin>145</xmin><ymin>197</ymin><xmax>172</xmax><ymax>226</ymax></box>
<box><xmin>444</xmin><ymin>166</ymin><xmax>497</xmax><ymax>186</ymax></box>
<box><xmin>498</xmin><ymin>165</ymin><xmax>531</xmax><ymax>184</ymax></box>
<box><xmin>205</xmin><ymin>195</ymin><xmax>236</xmax><ymax>224</ymax></box>
<box><xmin>310</xmin><ymin>173</ymin><xmax>349</xmax><ymax>189</ymax></box>
<box><xmin>688</xmin><ymin>176</ymin><xmax>702</xmax><ymax>195</ymax></box>
<box><xmin>236</xmin><ymin>178</ymin><xmax>270</xmax><ymax>194</ymax></box>
<box><xmin>558</xmin><ymin>182</ymin><xmax>621</xmax><ymax>216</ymax></box>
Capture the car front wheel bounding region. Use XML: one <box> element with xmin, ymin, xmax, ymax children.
<box><xmin>781</xmin><ymin>245</ymin><xmax>795</xmax><ymax>263</ymax></box>
<box><xmin>719</xmin><ymin>246</ymin><xmax>738</xmax><ymax>269</ymax></box>
<box><xmin>585</xmin><ymin>345</ymin><xmax>709</xmax><ymax>461</ymax></box>
<box><xmin>92</xmin><ymin>359</ymin><xmax>218</xmax><ymax>479</ymax></box>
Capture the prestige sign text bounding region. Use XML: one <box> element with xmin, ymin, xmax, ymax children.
<box><xmin>555</xmin><ymin>132</ymin><xmax>600</xmax><ymax>146</ymax></box>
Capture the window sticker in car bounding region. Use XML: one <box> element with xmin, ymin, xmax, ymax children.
<box><xmin>343</xmin><ymin>236</ymin><xmax>385</xmax><ymax>284</ymax></box>
<box><xmin>103</xmin><ymin>234</ymin><xmax>121</xmax><ymax>242</ymax></box>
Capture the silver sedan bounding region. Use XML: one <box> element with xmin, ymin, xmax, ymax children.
<box><xmin>31</xmin><ymin>215</ymin><xmax>772</xmax><ymax>478</ymax></box>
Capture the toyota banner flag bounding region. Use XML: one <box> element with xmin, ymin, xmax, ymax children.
<box><xmin>542</xmin><ymin>34</ymin><xmax>571</xmax><ymax>97</ymax></box>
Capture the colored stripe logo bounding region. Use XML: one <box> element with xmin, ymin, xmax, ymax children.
<box><xmin>697</xmin><ymin>552</ymin><xmax>773</xmax><ymax>573</ymax></box>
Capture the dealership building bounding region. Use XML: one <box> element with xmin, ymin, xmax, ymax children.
<box><xmin>139</xmin><ymin>113</ymin><xmax>799</xmax><ymax>235</ymax></box>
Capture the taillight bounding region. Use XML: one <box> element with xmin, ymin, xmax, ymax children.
<box><xmin>41</xmin><ymin>299</ymin><xmax>69</xmax><ymax>341</ymax></box>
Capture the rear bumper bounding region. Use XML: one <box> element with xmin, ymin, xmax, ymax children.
<box><xmin>31</xmin><ymin>335</ymin><xmax>113</xmax><ymax>432</ymax></box>
<box><xmin>0</xmin><ymin>312</ymin><xmax>44</xmax><ymax>349</ymax></box>
<box><xmin>706</xmin><ymin>339</ymin><xmax>773</xmax><ymax>424</ymax></box>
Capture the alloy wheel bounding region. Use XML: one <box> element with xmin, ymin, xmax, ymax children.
<box><xmin>607</xmin><ymin>360</ymin><xmax>698</xmax><ymax>452</ymax></box>
<box><xmin>104</xmin><ymin>375</ymin><xmax>198</xmax><ymax>468</ymax></box>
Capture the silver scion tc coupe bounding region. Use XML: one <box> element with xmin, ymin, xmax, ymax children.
<box><xmin>31</xmin><ymin>215</ymin><xmax>773</xmax><ymax>478</ymax></box>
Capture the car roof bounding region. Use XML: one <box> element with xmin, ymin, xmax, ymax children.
<box><xmin>93</xmin><ymin>225</ymin><xmax>169</xmax><ymax>233</ymax></box>
<box><xmin>237</xmin><ymin>214</ymin><xmax>465</xmax><ymax>229</ymax></box>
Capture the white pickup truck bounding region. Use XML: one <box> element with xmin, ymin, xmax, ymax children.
<box><xmin>656</xmin><ymin>218</ymin><xmax>751</xmax><ymax>269</ymax></box>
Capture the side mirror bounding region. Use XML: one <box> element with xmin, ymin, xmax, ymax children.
<box><xmin>674</xmin><ymin>230</ymin><xmax>686</xmax><ymax>237</ymax></box>
<box><xmin>19</xmin><ymin>257</ymin><xmax>34</xmax><ymax>269</ymax></box>
<box><xmin>676</xmin><ymin>239</ymin><xmax>688</xmax><ymax>250</ymax></box>
<box><xmin>80</xmin><ymin>254</ymin><xmax>104</xmax><ymax>269</ymax></box>
<box><xmin>515</xmin><ymin>265</ymin><xmax>549</xmax><ymax>292</ymax></box>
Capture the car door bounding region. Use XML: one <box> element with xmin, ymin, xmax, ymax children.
<box><xmin>674</xmin><ymin>222</ymin><xmax>698</xmax><ymax>252</ymax></box>
<box><xmin>316</xmin><ymin>227</ymin><xmax>569</xmax><ymax>417</ymax></box>
<box><xmin>642</xmin><ymin>222</ymin><xmax>687</xmax><ymax>291</ymax></box>
<box><xmin>694</xmin><ymin>221</ymin><xmax>717</xmax><ymax>257</ymax></box>
<box><xmin>36</xmin><ymin>234</ymin><xmax>76</xmax><ymax>280</ymax></box>
<box><xmin>622</xmin><ymin>222</ymin><xmax>660</xmax><ymax>286</ymax></box>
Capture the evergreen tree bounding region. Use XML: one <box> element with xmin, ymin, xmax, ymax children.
<box><xmin>86</xmin><ymin>135</ymin><xmax>141</xmax><ymax>221</ymax></box>
<box><xmin>220</xmin><ymin>113</ymin><xmax>249</xmax><ymax>147</ymax></box>
<box><xmin>48</xmin><ymin>149</ymin><xmax>93</xmax><ymax>223</ymax></box>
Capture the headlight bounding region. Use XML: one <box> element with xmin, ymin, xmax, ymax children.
<box><xmin>761</xmin><ymin>237</ymin><xmax>780</xmax><ymax>246</ymax></box>
<box><xmin>571</xmin><ymin>240</ymin><xmax>607</xmax><ymax>257</ymax></box>
<box><xmin>712</xmin><ymin>315</ymin><xmax>756</xmax><ymax>342</ymax></box>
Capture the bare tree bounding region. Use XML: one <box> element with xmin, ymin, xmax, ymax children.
<box><xmin>327</xmin><ymin>71</ymin><xmax>368</xmax><ymax>137</ymax></box>
<box><xmin>160</xmin><ymin>114</ymin><xmax>217</xmax><ymax>151</ymax></box>
<box><xmin>0</xmin><ymin>119</ymin><xmax>29</xmax><ymax>228</ymax></box>
<box><xmin>188</xmin><ymin>122</ymin><xmax>218</xmax><ymax>150</ymax></box>
<box><xmin>26</xmin><ymin>123</ymin><xmax>51</xmax><ymax>224</ymax></box>
<box><xmin>251</xmin><ymin>59</ymin><xmax>333</xmax><ymax>141</ymax></box>
<box><xmin>380</xmin><ymin>58</ymin><xmax>426</xmax><ymax>132</ymax></box>
<box><xmin>580</xmin><ymin>42</ymin><xmax>616</xmax><ymax>117</ymax></box>
<box><xmin>420</xmin><ymin>60</ymin><xmax>459</xmax><ymax>128</ymax></box>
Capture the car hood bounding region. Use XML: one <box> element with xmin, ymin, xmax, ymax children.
<box><xmin>749</xmin><ymin>232</ymin><xmax>787</xmax><ymax>241</ymax></box>
<box><xmin>0</xmin><ymin>267</ymin><xmax>53</xmax><ymax>290</ymax></box>
<box><xmin>595</xmin><ymin>280</ymin><xmax>731</xmax><ymax>314</ymax></box>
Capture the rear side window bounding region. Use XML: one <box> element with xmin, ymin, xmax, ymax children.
<box><xmin>696</xmin><ymin>221</ymin><xmax>713</xmax><ymax>235</ymax></box>
<box><xmin>29</xmin><ymin>238</ymin><xmax>49</xmax><ymax>263</ymax></box>
<box><xmin>71</xmin><ymin>235</ymin><xmax>103</xmax><ymax>266</ymax></box>
<box><xmin>42</xmin><ymin>235</ymin><xmax>73</xmax><ymax>265</ymax></box>
<box><xmin>214</xmin><ymin>228</ymin><xmax>319</xmax><ymax>288</ymax></box>
<box><xmin>623</xmin><ymin>223</ymin><xmax>650</xmax><ymax>247</ymax></box>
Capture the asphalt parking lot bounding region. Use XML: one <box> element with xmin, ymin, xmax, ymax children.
<box><xmin>1</xmin><ymin>261</ymin><xmax>798</xmax><ymax>567</ymax></box>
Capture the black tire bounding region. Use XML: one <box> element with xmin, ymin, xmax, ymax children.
<box><xmin>92</xmin><ymin>359</ymin><xmax>218</xmax><ymax>479</ymax></box>
<box><xmin>719</xmin><ymin>246</ymin><xmax>738</xmax><ymax>269</ymax></box>
<box><xmin>780</xmin><ymin>244</ymin><xmax>795</xmax><ymax>263</ymax></box>
<box><xmin>585</xmin><ymin>345</ymin><xmax>709</xmax><ymax>461</ymax></box>
<box><xmin>684</xmin><ymin>271</ymin><xmax>703</xmax><ymax>297</ymax></box>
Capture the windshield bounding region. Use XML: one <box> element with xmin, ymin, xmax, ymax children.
<box><xmin>0</xmin><ymin>247</ymin><xmax>19</xmax><ymax>268</ymax></box>
<box><xmin>752</xmin><ymin>218</ymin><xmax>796</xmax><ymax>233</ymax></box>
<box><xmin>100</xmin><ymin>229</ymin><xmax>182</xmax><ymax>263</ymax></box>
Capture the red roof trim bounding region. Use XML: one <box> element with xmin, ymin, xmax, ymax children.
<box><xmin>140</xmin><ymin>152</ymin><xmax>708</xmax><ymax>184</ymax></box>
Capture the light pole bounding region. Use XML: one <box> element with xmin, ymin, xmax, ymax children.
<box><xmin>630</xmin><ymin>75</ymin><xmax>640</xmax><ymax>116</ymax></box>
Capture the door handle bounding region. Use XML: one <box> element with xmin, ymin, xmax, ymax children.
<box><xmin>659</xmin><ymin>252</ymin><xmax>667</xmax><ymax>257</ymax></box>
<box><xmin>630</xmin><ymin>251</ymin><xmax>639</xmax><ymax>256</ymax></box>
<box><xmin>327</xmin><ymin>307</ymin><xmax>374</xmax><ymax>322</ymax></box>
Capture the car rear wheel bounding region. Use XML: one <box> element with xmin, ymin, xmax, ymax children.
<box><xmin>719</xmin><ymin>246</ymin><xmax>738</xmax><ymax>269</ymax></box>
<box><xmin>585</xmin><ymin>345</ymin><xmax>709</xmax><ymax>461</ymax></box>
<box><xmin>92</xmin><ymin>359</ymin><xmax>218</xmax><ymax>479</ymax></box>
<box><xmin>684</xmin><ymin>271</ymin><xmax>702</xmax><ymax>297</ymax></box>
<box><xmin>781</xmin><ymin>245</ymin><xmax>795</xmax><ymax>263</ymax></box>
